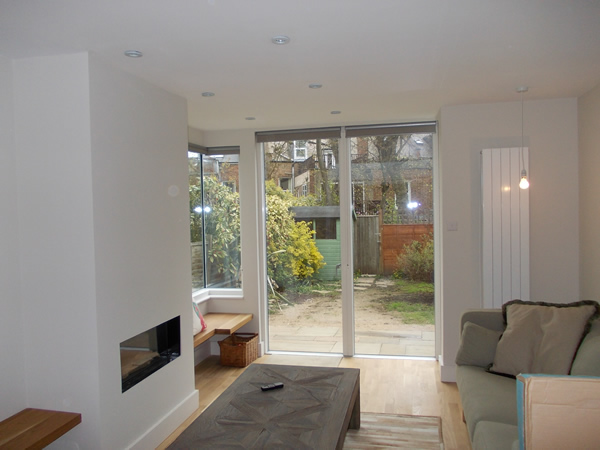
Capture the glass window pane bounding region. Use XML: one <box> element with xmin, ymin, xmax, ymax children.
<box><xmin>351</xmin><ymin>132</ymin><xmax>434</xmax><ymax>357</ymax></box>
<box><xmin>315</xmin><ymin>218</ymin><xmax>336</xmax><ymax>239</ymax></box>
<box><xmin>189</xmin><ymin>150</ymin><xmax>241</xmax><ymax>292</ymax></box>
<box><xmin>189</xmin><ymin>152</ymin><xmax>204</xmax><ymax>291</ymax></box>
<box><xmin>263</xmin><ymin>138</ymin><xmax>341</xmax><ymax>354</ymax></box>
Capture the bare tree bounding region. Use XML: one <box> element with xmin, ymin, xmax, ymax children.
<box><xmin>314</xmin><ymin>139</ymin><xmax>333</xmax><ymax>205</ymax></box>
<box><xmin>368</xmin><ymin>135</ymin><xmax>409</xmax><ymax>217</ymax></box>
<box><xmin>265</xmin><ymin>141</ymin><xmax>291</xmax><ymax>180</ymax></box>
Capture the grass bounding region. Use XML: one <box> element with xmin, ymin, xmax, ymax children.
<box><xmin>394</xmin><ymin>279</ymin><xmax>434</xmax><ymax>294</ymax></box>
<box><xmin>386</xmin><ymin>301</ymin><xmax>434</xmax><ymax>324</ymax></box>
<box><xmin>385</xmin><ymin>279</ymin><xmax>435</xmax><ymax>324</ymax></box>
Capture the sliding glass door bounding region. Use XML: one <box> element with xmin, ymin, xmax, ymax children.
<box><xmin>349</xmin><ymin>131</ymin><xmax>435</xmax><ymax>357</ymax></box>
<box><xmin>259</xmin><ymin>124</ymin><xmax>435</xmax><ymax>357</ymax></box>
<box><xmin>262</xmin><ymin>135</ymin><xmax>343</xmax><ymax>353</ymax></box>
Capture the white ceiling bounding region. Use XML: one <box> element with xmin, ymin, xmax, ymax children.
<box><xmin>2</xmin><ymin>0</ymin><xmax>600</xmax><ymax>131</ymax></box>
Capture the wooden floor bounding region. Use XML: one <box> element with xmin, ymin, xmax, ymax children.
<box><xmin>157</xmin><ymin>354</ymin><xmax>471</xmax><ymax>450</ymax></box>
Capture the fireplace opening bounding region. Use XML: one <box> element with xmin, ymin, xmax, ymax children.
<box><xmin>120</xmin><ymin>316</ymin><xmax>180</xmax><ymax>393</ymax></box>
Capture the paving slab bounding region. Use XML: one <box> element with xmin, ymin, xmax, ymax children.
<box><xmin>296</xmin><ymin>326</ymin><xmax>339</xmax><ymax>337</ymax></box>
<box><xmin>422</xmin><ymin>331</ymin><xmax>435</xmax><ymax>341</ymax></box>
<box><xmin>405</xmin><ymin>344</ymin><xmax>436</xmax><ymax>357</ymax></box>
<box><xmin>269</xmin><ymin>334</ymin><xmax>319</xmax><ymax>341</ymax></box>
<box><xmin>380</xmin><ymin>343</ymin><xmax>408</xmax><ymax>355</ymax></box>
<box><xmin>269</xmin><ymin>340</ymin><xmax>336</xmax><ymax>353</ymax></box>
<box><xmin>354</xmin><ymin>342</ymin><xmax>383</xmax><ymax>354</ymax></box>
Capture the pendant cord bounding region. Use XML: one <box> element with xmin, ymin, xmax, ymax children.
<box><xmin>521</xmin><ymin>93</ymin><xmax>525</xmax><ymax>170</ymax></box>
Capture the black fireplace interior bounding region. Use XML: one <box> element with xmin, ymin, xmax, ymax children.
<box><xmin>120</xmin><ymin>316</ymin><xmax>181</xmax><ymax>393</ymax></box>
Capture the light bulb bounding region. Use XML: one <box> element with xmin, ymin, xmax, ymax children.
<box><xmin>519</xmin><ymin>170</ymin><xmax>529</xmax><ymax>190</ymax></box>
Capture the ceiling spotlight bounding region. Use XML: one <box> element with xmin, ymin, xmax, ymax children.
<box><xmin>124</xmin><ymin>50</ymin><xmax>143</xmax><ymax>58</ymax></box>
<box><xmin>309</xmin><ymin>83</ymin><xmax>323</xmax><ymax>89</ymax></box>
<box><xmin>201</xmin><ymin>92</ymin><xmax>215</xmax><ymax>97</ymax></box>
<box><xmin>271</xmin><ymin>35</ymin><xmax>290</xmax><ymax>45</ymax></box>
<box><xmin>330</xmin><ymin>111</ymin><xmax>341</xmax><ymax>115</ymax></box>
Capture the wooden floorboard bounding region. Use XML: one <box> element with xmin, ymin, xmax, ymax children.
<box><xmin>157</xmin><ymin>355</ymin><xmax>471</xmax><ymax>450</ymax></box>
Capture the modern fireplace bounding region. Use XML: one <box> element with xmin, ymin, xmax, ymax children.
<box><xmin>120</xmin><ymin>316</ymin><xmax>180</xmax><ymax>392</ymax></box>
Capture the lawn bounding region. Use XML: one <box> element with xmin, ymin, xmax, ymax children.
<box><xmin>382</xmin><ymin>279</ymin><xmax>435</xmax><ymax>324</ymax></box>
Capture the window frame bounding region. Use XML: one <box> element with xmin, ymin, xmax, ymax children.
<box><xmin>189</xmin><ymin>144</ymin><xmax>242</xmax><ymax>298</ymax></box>
<box><xmin>293</xmin><ymin>140</ymin><xmax>307</xmax><ymax>161</ymax></box>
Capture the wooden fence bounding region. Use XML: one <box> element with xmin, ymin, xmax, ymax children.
<box><xmin>353</xmin><ymin>215</ymin><xmax>433</xmax><ymax>276</ymax></box>
<box><xmin>353</xmin><ymin>215</ymin><xmax>380</xmax><ymax>274</ymax></box>
<box><xmin>381</xmin><ymin>223</ymin><xmax>433</xmax><ymax>275</ymax></box>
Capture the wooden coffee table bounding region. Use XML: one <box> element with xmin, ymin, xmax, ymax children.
<box><xmin>169</xmin><ymin>363</ymin><xmax>360</xmax><ymax>449</ymax></box>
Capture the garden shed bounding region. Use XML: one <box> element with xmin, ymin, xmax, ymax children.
<box><xmin>290</xmin><ymin>206</ymin><xmax>342</xmax><ymax>281</ymax></box>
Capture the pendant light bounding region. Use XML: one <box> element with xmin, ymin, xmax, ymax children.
<box><xmin>517</xmin><ymin>86</ymin><xmax>530</xmax><ymax>189</ymax></box>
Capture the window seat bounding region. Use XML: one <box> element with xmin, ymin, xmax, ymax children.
<box><xmin>193</xmin><ymin>313</ymin><xmax>253</xmax><ymax>348</ymax></box>
<box><xmin>0</xmin><ymin>408</ymin><xmax>81</xmax><ymax>449</ymax></box>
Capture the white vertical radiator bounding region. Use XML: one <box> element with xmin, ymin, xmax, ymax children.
<box><xmin>481</xmin><ymin>148</ymin><xmax>530</xmax><ymax>309</ymax></box>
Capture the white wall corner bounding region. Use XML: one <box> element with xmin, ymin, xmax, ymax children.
<box><xmin>188</xmin><ymin>126</ymin><xmax>204</xmax><ymax>147</ymax></box>
<box><xmin>440</xmin><ymin>357</ymin><xmax>457</xmax><ymax>383</ymax></box>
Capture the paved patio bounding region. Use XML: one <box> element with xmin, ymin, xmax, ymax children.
<box><xmin>268</xmin><ymin>325</ymin><xmax>435</xmax><ymax>357</ymax></box>
<box><xmin>267</xmin><ymin>276</ymin><xmax>436</xmax><ymax>357</ymax></box>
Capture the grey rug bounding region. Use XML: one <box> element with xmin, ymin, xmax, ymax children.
<box><xmin>344</xmin><ymin>412</ymin><xmax>444</xmax><ymax>449</ymax></box>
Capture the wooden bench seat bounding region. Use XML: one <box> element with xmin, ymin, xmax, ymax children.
<box><xmin>193</xmin><ymin>313</ymin><xmax>253</xmax><ymax>348</ymax></box>
<box><xmin>0</xmin><ymin>408</ymin><xmax>81</xmax><ymax>450</ymax></box>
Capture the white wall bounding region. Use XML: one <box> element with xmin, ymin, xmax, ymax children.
<box><xmin>0</xmin><ymin>56</ymin><xmax>27</xmax><ymax>420</ymax></box>
<box><xmin>579</xmin><ymin>82</ymin><xmax>600</xmax><ymax>299</ymax></box>
<box><xmin>438</xmin><ymin>98</ymin><xmax>579</xmax><ymax>381</ymax></box>
<box><xmin>9</xmin><ymin>52</ymin><xmax>197</xmax><ymax>449</ymax></box>
<box><xmin>188</xmin><ymin>126</ymin><xmax>204</xmax><ymax>147</ymax></box>
<box><xmin>88</xmin><ymin>54</ymin><xmax>197</xmax><ymax>449</ymax></box>
<box><xmin>13</xmin><ymin>53</ymin><xmax>103</xmax><ymax>446</ymax></box>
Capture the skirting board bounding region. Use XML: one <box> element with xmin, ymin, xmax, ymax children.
<box><xmin>128</xmin><ymin>389</ymin><xmax>199</xmax><ymax>450</ymax></box>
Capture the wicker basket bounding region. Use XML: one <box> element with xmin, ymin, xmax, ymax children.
<box><xmin>218</xmin><ymin>333</ymin><xmax>258</xmax><ymax>367</ymax></box>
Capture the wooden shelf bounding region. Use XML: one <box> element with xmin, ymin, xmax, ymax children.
<box><xmin>193</xmin><ymin>313</ymin><xmax>253</xmax><ymax>347</ymax></box>
<box><xmin>0</xmin><ymin>408</ymin><xmax>81</xmax><ymax>450</ymax></box>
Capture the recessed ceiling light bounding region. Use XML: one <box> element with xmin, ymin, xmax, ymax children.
<box><xmin>309</xmin><ymin>83</ymin><xmax>323</xmax><ymax>89</ymax></box>
<box><xmin>201</xmin><ymin>92</ymin><xmax>215</xmax><ymax>97</ymax></box>
<box><xmin>245</xmin><ymin>117</ymin><xmax>256</xmax><ymax>121</ymax></box>
<box><xmin>271</xmin><ymin>35</ymin><xmax>290</xmax><ymax>45</ymax></box>
<box><xmin>330</xmin><ymin>110</ymin><xmax>341</xmax><ymax>115</ymax></box>
<box><xmin>124</xmin><ymin>50</ymin><xmax>143</xmax><ymax>58</ymax></box>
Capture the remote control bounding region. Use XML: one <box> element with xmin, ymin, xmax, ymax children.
<box><xmin>261</xmin><ymin>382</ymin><xmax>284</xmax><ymax>391</ymax></box>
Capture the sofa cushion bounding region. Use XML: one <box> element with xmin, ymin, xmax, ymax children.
<box><xmin>472</xmin><ymin>421</ymin><xmax>518</xmax><ymax>450</ymax></box>
<box><xmin>571</xmin><ymin>318</ymin><xmax>600</xmax><ymax>376</ymax></box>
<box><xmin>455</xmin><ymin>321</ymin><xmax>502</xmax><ymax>368</ymax></box>
<box><xmin>490</xmin><ymin>300</ymin><xmax>599</xmax><ymax>377</ymax></box>
<box><xmin>456</xmin><ymin>365</ymin><xmax>518</xmax><ymax>440</ymax></box>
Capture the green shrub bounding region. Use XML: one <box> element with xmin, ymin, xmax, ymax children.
<box><xmin>395</xmin><ymin>232</ymin><xmax>434</xmax><ymax>282</ymax></box>
<box><xmin>265</xmin><ymin>181</ymin><xmax>324</xmax><ymax>290</ymax></box>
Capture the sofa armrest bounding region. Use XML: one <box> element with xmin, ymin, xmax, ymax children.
<box><xmin>517</xmin><ymin>374</ymin><xmax>600</xmax><ymax>449</ymax></box>
<box><xmin>460</xmin><ymin>309</ymin><xmax>504</xmax><ymax>333</ymax></box>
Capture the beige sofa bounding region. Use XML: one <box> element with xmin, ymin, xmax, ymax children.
<box><xmin>455</xmin><ymin>301</ymin><xmax>600</xmax><ymax>449</ymax></box>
